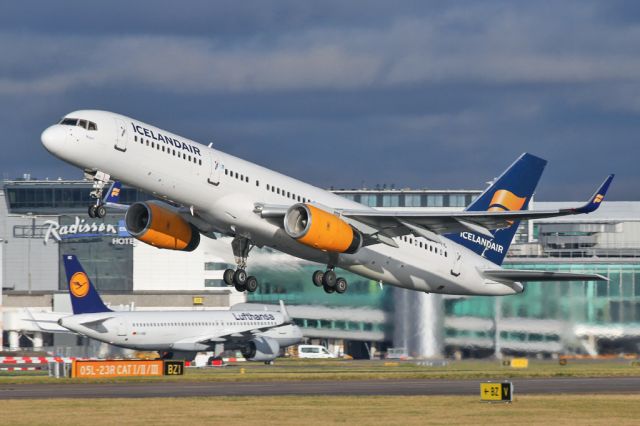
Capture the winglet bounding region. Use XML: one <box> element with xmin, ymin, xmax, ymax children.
<box><xmin>103</xmin><ymin>181</ymin><xmax>122</xmax><ymax>204</ymax></box>
<box><xmin>279</xmin><ymin>300</ymin><xmax>292</xmax><ymax>324</ymax></box>
<box><xmin>62</xmin><ymin>255</ymin><xmax>112</xmax><ymax>314</ymax></box>
<box><xmin>570</xmin><ymin>174</ymin><xmax>614</xmax><ymax>214</ymax></box>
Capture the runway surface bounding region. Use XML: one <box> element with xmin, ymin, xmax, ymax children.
<box><xmin>1</xmin><ymin>377</ymin><xmax>639</xmax><ymax>399</ymax></box>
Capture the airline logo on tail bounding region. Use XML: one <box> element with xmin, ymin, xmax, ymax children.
<box><xmin>488</xmin><ymin>189</ymin><xmax>526</xmax><ymax>227</ymax></box>
<box><xmin>488</xmin><ymin>190</ymin><xmax>526</xmax><ymax>213</ymax></box>
<box><xmin>110</xmin><ymin>186</ymin><xmax>120</xmax><ymax>198</ymax></box>
<box><xmin>594</xmin><ymin>194</ymin><xmax>604</xmax><ymax>203</ymax></box>
<box><xmin>70</xmin><ymin>272</ymin><xmax>90</xmax><ymax>298</ymax></box>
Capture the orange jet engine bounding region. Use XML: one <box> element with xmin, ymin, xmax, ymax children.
<box><xmin>284</xmin><ymin>204</ymin><xmax>362</xmax><ymax>254</ymax></box>
<box><xmin>125</xmin><ymin>202</ymin><xmax>200</xmax><ymax>251</ymax></box>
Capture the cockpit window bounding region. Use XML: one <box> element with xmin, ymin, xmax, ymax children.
<box><xmin>58</xmin><ymin>118</ymin><xmax>98</xmax><ymax>131</ymax></box>
<box><xmin>60</xmin><ymin>118</ymin><xmax>78</xmax><ymax>126</ymax></box>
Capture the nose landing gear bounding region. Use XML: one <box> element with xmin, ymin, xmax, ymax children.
<box><xmin>87</xmin><ymin>171</ymin><xmax>110</xmax><ymax>219</ymax></box>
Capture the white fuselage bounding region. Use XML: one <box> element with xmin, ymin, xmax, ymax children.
<box><xmin>42</xmin><ymin>110</ymin><xmax>523</xmax><ymax>296</ymax></box>
<box><xmin>59</xmin><ymin>309</ymin><xmax>302</xmax><ymax>352</ymax></box>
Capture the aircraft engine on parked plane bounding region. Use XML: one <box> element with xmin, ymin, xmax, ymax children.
<box><xmin>240</xmin><ymin>336</ymin><xmax>280</xmax><ymax>362</ymax></box>
<box><xmin>125</xmin><ymin>201</ymin><xmax>200</xmax><ymax>251</ymax></box>
<box><xmin>284</xmin><ymin>203</ymin><xmax>363</xmax><ymax>254</ymax></box>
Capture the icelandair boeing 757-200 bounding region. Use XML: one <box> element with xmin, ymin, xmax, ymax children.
<box><xmin>59</xmin><ymin>255</ymin><xmax>302</xmax><ymax>361</ymax></box>
<box><xmin>42</xmin><ymin>111</ymin><xmax>613</xmax><ymax>296</ymax></box>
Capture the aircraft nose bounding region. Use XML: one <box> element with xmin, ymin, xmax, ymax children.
<box><xmin>41</xmin><ymin>125</ymin><xmax>65</xmax><ymax>153</ymax></box>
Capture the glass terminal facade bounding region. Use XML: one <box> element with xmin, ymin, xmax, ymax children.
<box><xmin>3</xmin><ymin>179</ymin><xmax>640</xmax><ymax>357</ymax></box>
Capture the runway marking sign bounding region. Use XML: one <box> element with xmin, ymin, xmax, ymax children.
<box><xmin>72</xmin><ymin>360</ymin><xmax>184</xmax><ymax>378</ymax></box>
<box><xmin>164</xmin><ymin>360</ymin><xmax>184</xmax><ymax>375</ymax></box>
<box><xmin>480</xmin><ymin>382</ymin><xmax>513</xmax><ymax>402</ymax></box>
<box><xmin>510</xmin><ymin>358</ymin><xmax>528</xmax><ymax>368</ymax></box>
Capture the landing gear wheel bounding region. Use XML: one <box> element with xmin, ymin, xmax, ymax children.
<box><xmin>88</xmin><ymin>205</ymin><xmax>97</xmax><ymax>218</ymax></box>
<box><xmin>96</xmin><ymin>205</ymin><xmax>107</xmax><ymax>219</ymax></box>
<box><xmin>233</xmin><ymin>269</ymin><xmax>247</xmax><ymax>286</ymax></box>
<box><xmin>223</xmin><ymin>269</ymin><xmax>235</xmax><ymax>286</ymax></box>
<box><xmin>312</xmin><ymin>270</ymin><xmax>324</xmax><ymax>287</ymax></box>
<box><xmin>323</xmin><ymin>284</ymin><xmax>336</xmax><ymax>294</ymax></box>
<box><xmin>322</xmin><ymin>270</ymin><xmax>337</xmax><ymax>288</ymax></box>
<box><xmin>234</xmin><ymin>283</ymin><xmax>247</xmax><ymax>292</ymax></box>
<box><xmin>335</xmin><ymin>278</ymin><xmax>348</xmax><ymax>294</ymax></box>
<box><xmin>245</xmin><ymin>276</ymin><xmax>258</xmax><ymax>293</ymax></box>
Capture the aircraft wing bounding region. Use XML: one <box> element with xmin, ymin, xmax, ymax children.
<box><xmin>255</xmin><ymin>175</ymin><xmax>613</xmax><ymax>245</ymax></box>
<box><xmin>482</xmin><ymin>269</ymin><xmax>608</xmax><ymax>282</ymax></box>
<box><xmin>339</xmin><ymin>175</ymin><xmax>614</xmax><ymax>238</ymax></box>
<box><xmin>176</xmin><ymin>323</ymin><xmax>285</xmax><ymax>346</ymax></box>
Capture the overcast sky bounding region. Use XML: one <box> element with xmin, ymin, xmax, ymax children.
<box><xmin>1</xmin><ymin>1</ymin><xmax>639</xmax><ymax>200</ymax></box>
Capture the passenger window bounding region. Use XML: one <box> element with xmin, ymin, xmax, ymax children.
<box><xmin>256</xmin><ymin>180</ymin><xmax>259</xmax><ymax>187</ymax></box>
<box><xmin>88</xmin><ymin>121</ymin><xmax>97</xmax><ymax>131</ymax></box>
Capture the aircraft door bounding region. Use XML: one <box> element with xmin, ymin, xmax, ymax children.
<box><xmin>117</xmin><ymin>320</ymin><xmax>127</xmax><ymax>336</ymax></box>
<box><xmin>207</xmin><ymin>150</ymin><xmax>222</xmax><ymax>186</ymax></box>
<box><xmin>114</xmin><ymin>118</ymin><xmax>127</xmax><ymax>152</ymax></box>
<box><xmin>450</xmin><ymin>250</ymin><xmax>462</xmax><ymax>277</ymax></box>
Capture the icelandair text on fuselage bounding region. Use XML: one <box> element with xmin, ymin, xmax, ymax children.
<box><xmin>460</xmin><ymin>232</ymin><xmax>504</xmax><ymax>253</ymax></box>
<box><xmin>131</xmin><ymin>123</ymin><xmax>201</xmax><ymax>156</ymax></box>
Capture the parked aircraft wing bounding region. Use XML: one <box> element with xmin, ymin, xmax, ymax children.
<box><xmin>482</xmin><ymin>269</ymin><xmax>608</xmax><ymax>283</ymax></box>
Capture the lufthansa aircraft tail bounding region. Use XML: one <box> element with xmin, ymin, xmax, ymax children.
<box><xmin>444</xmin><ymin>153</ymin><xmax>547</xmax><ymax>265</ymax></box>
<box><xmin>62</xmin><ymin>254</ymin><xmax>112</xmax><ymax>314</ymax></box>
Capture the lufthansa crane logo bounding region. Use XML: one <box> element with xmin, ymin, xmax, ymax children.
<box><xmin>70</xmin><ymin>272</ymin><xmax>90</xmax><ymax>298</ymax></box>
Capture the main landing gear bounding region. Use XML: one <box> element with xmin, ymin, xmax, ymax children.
<box><xmin>87</xmin><ymin>171</ymin><xmax>110</xmax><ymax>219</ymax></box>
<box><xmin>223</xmin><ymin>236</ymin><xmax>259</xmax><ymax>293</ymax></box>
<box><xmin>312</xmin><ymin>268</ymin><xmax>348</xmax><ymax>294</ymax></box>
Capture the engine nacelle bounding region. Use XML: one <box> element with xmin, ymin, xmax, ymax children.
<box><xmin>125</xmin><ymin>201</ymin><xmax>200</xmax><ymax>251</ymax></box>
<box><xmin>284</xmin><ymin>204</ymin><xmax>362</xmax><ymax>254</ymax></box>
<box><xmin>240</xmin><ymin>336</ymin><xmax>280</xmax><ymax>362</ymax></box>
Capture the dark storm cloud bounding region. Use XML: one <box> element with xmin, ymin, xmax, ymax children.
<box><xmin>0</xmin><ymin>0</ymin><xmax>638</xmax><ymax>200</ymax></box>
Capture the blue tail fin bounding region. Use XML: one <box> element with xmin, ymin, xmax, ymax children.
<box><xmin>62</xmin><ymin>254</ymin><xmax>111</xmax><ymax>314</ymax></box>
<box><xmin>444</xmin><ymin>153</ymin><xmax>547</xmax><ymax>265</ymax></box>
<box><xmin>103</xmin><ymin>181</ymin><xmax>122</xmax><ymax>204</ymax></box>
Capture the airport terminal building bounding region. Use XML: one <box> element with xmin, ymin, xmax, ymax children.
<box><xmin>1</xmin><ymin>178</ymin><xmax>639</xmax><ymax>358</ymax></box>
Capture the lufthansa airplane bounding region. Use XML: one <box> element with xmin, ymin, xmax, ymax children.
<box><xmin>58</xmin><ymin>255</ymin><xmax>302</xmax><ymax>361</ymax></box>
<box><xmin>42</xmin><ymin>111</ymin><xmax>613</xmax><ymax>296</ymax></box>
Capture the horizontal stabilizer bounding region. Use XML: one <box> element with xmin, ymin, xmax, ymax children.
<box><xmin>482</xmin><ymin>269</ymin><xmax>608</xmax><ymax>282</ymax></box>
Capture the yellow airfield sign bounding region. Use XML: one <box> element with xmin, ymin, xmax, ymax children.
<box><xmin>480</xmin><ymin>382</ymin><xmax>513</xmax><ymax>402</ymax></box>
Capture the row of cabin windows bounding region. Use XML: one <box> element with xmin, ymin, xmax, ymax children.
<box><xmin>134</xmin><ymin>135</ymin><xmax>202</xmax><ymax>166</ymax></box>
<box><xmin>400</xmin><ymin>235</ymin><xmax>448</xmax><ymax>257</ymax></box>
<box><xmin>266</xmin><ymin>183</ymin><xmax>310</xmax><ymax>203</ymax></box>
<box><xmin>59</xmin><ymin>117</ymin><xmax>98</xmax><ymax>131</ymax></box>
<box><xmin>224</xmin><ymin>168</ymin><xmax>313</xmax><ymax>204</ymax></box>
<box><xmin>132</xmin><ymin>320</ymin><xmax>276</xmax><ymax>327</ymax></box>
<box><xmin>225</xmin><ymin>168</ymin><xmax>249</xmax><ymax>183</ymax></box>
